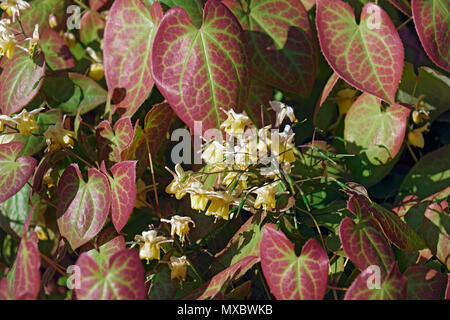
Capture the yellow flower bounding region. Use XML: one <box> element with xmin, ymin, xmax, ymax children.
<box><xmin>34</xmin><ymin>225</ymin><xmax>48</xmax><ymax>241</ymax></box>
<box><xmin>205</xmin><ymin>193</ymin><xmax>234</xmax><ymax>221</ymax></box>
<box><xmin>253</xmin><ymin>182</ymin><xmax>279</xmax><ymax>211</ymax></box>
<box><xmin>336</xmin><ymin>89</ymin><xmax>358</xmax><ymax>115</ymax></box>
<box><xmin>220</xmin><ymin>109</ymin><xmax>252</xmax><ymax>136</ymax></box>
<box><xmin>412</xmin><ymin>109</ymin><xmax>430</xmax><ymax>124</ymax></box>
<box><xmin>160</xmin><ymin>215</ymin><xmax>195</xmax><ymax>245</ymax></box>
<box><xmin>223</xmin><ymin>171</ymin><xmax>248</xmax><ymax>192</ymax></box>
<box><xmin>202</xmin><ymin>140</ymin><xmax>226</xmax><ymax>164</ymax></box>
<box><xmin>43</xmin><ymin>168</ymin><xmax>55</xmax><ymax>189</ymax></box>
<box><xmin>188</xmin><ymin>181</ymin><xmax>210</xmax><ymax>211</ymax></box>
<box><xmin>272</xmin><ymin>125</ymin><xmax>296</xmax><ymax>163</ymax></box>
<box><xmin>169</xmin><ymin>256</ymin><xmax>189</xmax><ymax>281</ymax></box>
<box><xmin>28</xmin><ymin>24</ymin><xmax>39</xmax><ymax>53</ymax></box>
<box><xmin>44</xmin><ymin>118</ymin><xmax>76</xmax><ymax>152</ymax></box>
<box><xmin>165</xmin><ymin>164</ymin><xmax>194</xmax><ymax>200</ymax></box>
<box><xmin>269</xmin><ymin>101</ymin><xmax>296</xmax><ymax>127</ymax></box>
<box><xmin>89</xmin><ymin>63</ymin><xmax>104</xmax><ymax>81</ymax></box>
<box><xmin>0</xmin><ymin>31</ymin><xmax>16</xmax><ymax>59</ymax></box>
<box><xmin>48</xmin><ymin>13</ymin><xmax>57</xmax><ymax>29</ymax></box>
<box><xmin>63</xmin><ymin>32</ymin><xmax>76</xmax><ymax>48</ymax></box>
<box><xmin>0</xmin><ymin>0</ymin><xmax>30</xmax><ymax>22</ymax></box>
<box><xmin>13</xmin><ymin>108</ymin><xmax>42</xmax><ymax>136</ymax></box>
<box><xmin>0</xmin><ymin>18</ymin><xmax>12</xmax><ymax>37</ymax></box>
<box><xmin>135</xmin><ymin>230</ymin><xmax>173</xmax><ymax>264</ymax></box>
<box><xmin>408</xmin><ymin>123</ymin><xmax>430</xmax><ymax>148</ymax></box>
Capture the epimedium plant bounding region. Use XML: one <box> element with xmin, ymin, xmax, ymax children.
<box><xmin>0</xmin><ymin>0</ymin><xmax>448</xmax><ymax>301</ymax></box>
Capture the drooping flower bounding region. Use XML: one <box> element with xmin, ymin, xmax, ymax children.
<box><xmin>28</xmin><ymin>24</ymin><xmax>39</xmax><ymax>53</ymax></box>
<box><xmin>0</xmin><ymin>18</ymin><xmax>13</xmax><ymax>37</ymax></box>
<box><xmin>408</xmin><ymin>123</ymin><xmax>430</xmax><ymax>148</ymax></box>
<box><xmin>12</xmin><ymin>107</ymin><xmax>43</xmax><ymax>136</ymax></box>
<box><xmin>336</xmin><ymin>88</ymin><xmax>358</xmax><ymax>115</ymax></box>
<box><xmin>0</xmin><ymin>31</ymin><xmax>17</xmax><ymax>59</ymax></box>
<box><xmin>86</xmin><ymin>47</ymin><xmax>104</xmax><ymax>81</ymax></box>
<box><xmin>44</xmin><ymin>117</ymin><xmax>76</xmax><ymax>152</ymax></box>
<box><xmin>48</xmin><ymin>13</ymin><xmax>57</xmax><ymax>29</ymax></box>
<box><xmin>205</xmin><ymin>193</ymin><xmax>234</xmax><ymax>221</ymax></box>
<box><xmin>187</xmin><ymin>181</ymin><xmax>210</xmax><ymax>211</ymax></box>
<box><xmin>165</xmin><ymin>164</ymin><xmax>194</xmax><ymax>200</ymax></box>
<box><xmin>202</xmin><ymin>140</ymin><xmax>226</xmax><ymax>164</ymax></box>
<box><xmin>252</xmin><ymin>182</ymin><xmax>279</xmax><ymax>211</ymax></box>
<box><xmin>0</xmin><ymin>0</ymin><xmax>30</xmax><ymax>22</ymax></box>
<box><xmin>220</xmin><ymin>109</ymin><xmax>252</xmax><ymax>136</ymax></box>
<box><xmin>160</xmin><ymin>215</ymin><xmax>195</xmax><ymax>245</ymax></box>
<box><xmin>169</xmin><ymin>256</ymin><xmax>189</xmax><ymax>281</ymax></box>
<box><xmin>63</xmin><ymin>31</ymin><xmax>76</xmax><ymax>48</ymax></box>
<box><xmin>272</xmin><ymin>125</ymin><xmax>296</xmax><ymax>163</ymax></box>
<box><xmin>269</xmin><ymin>101</ymin><xmax>296</xmax><ymax>127</ymax></box>
<box><xmin>412</xmin><ymin>109</ymin><xmax>430</xmax><ymax>124</ymax></box>
<box><xmin>135</xmin><ymin>230</ymin><xmax>173</xmax><ymax>264</ymax></box>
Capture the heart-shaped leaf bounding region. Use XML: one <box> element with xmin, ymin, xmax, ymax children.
<box><xmin>197</xmin><ymin>255</ymin><xmax>259</xmax><ymax>300</ymax></box>
<box><xmin>159</xmin><ymin>0</ymin><xmax>204</xmax><ymax>27</ymax></box>
<box><xmin>20</xmin><ymin>0</ymin><xmax>69</xmax><ymax>35</ymax></box>
<box><xmin>404</xmin><ymin>266</ymin><xmax>447</xmax><ymax>300</ymax></box>
<box><xmin>57</xmin><ymin>164</ymin><xmax>111</xmax><ymax>250</ymax></box>
<box><xmin>97</xmin><ymin>117</ymin><xmax>134</xmax><ymax>163</ymax></box>
<box><xmin>152</xmin><ymin>0</ymin><xmax>250</xmax><ymax>132</ymax></box>
<box><xmin>396</xmin><ymin>143</ymin><xmax>450</xmax><ymax>202</ymax></box>
<box><xmin>0</xmin><ymin>183</ymin><xmax>32</xmax><ymax>237</ymax></box>
<box><xmin>0</xmin><ymin>52</ymin><xmax>45</xmax><ymax>115</ymax></box>
<box><xmin>412</xmin><ymin>0</ymin><xmax>450</xmax><ymax>72</ymax></box>
<box><xmin>347</xmin><ymin>191</ymin><xmax>425</xmax><ymax>251</ymax></box>
<box><xmin>223</xmin><ymin>0</ymin><xmax>317</xmax><ymax>96</ymax></box>
<box><xmin>422</xmin><ymin>201</ymin><xmax>449</xmax><ymax>269</ymax></box>
<box><xmin>42</xmin><ymin>72</ymin><xmax>107</xmax><ymax>116</ymax></box>
<box><xmin>344</xmin><ymin>93</ymin><xmax>409</xmax><ymax>186</ymax></box>
<box><xmin>40</xmin><ymin>29</ymin><xmax>75</xmax><ymax>71</ymax></box>
<box><xmin>75</xmin><ymin>248</ymin><xmax>146</xmax><ymax>300</ymax></box>
<box><xmin>0</xmin><ymin>142</ymin><xmax>37</xmax><ymax>203</ymax></box>
<box><xmin>142</xmin><ymin>102</ymin><xmax>175</xmax><ymax>155</ymax></box>
<box><xmin>316</xmin><ymin>0</ymin><xmax>404</xmax><ymax>103</ymax></box>
<box><xmin>344</xmin><ymin>263</ymin><xmax>407</xmax><ymax>300</ymax></box>
<box><xmin>103</xmin><ymin>0</ymin><xmax>162</xmax><ymax>116</ymax></box>
<box><xmin>339</xmin><ymin>217</ymin><xmax>395</xmax><ymax>277</ymax></box>
<box><xmin>103</xmin><ymin>161</ymin><xmax>137</xmax><ymax>233</ymax></box>
<box><xmin>260</xmin><ymin>224</ymin><xmax>329</xmax><ymax>300</ymax></box>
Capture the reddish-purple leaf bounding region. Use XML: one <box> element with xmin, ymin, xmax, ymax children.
<box><xmin>223</xmin><ymin>0</ymin><xmax>317</xmax><ymax>96</ymax></box>
<box><xmin>0</xmin><ymin>278</ymin><xmax>13</xmax><ymax>300</ymax></box>
<box><xmin>90</xmin><ymin>0</ymin><xmax>111</xmax><ymax>11</ymax></box>
<box><xmin>0</xmin><ymin>142</ymin><xmax>37</xmax><ymax>203</ymax></box>
<box><xmin>0</xmin><ymin>52</ymin><xmax>45</xmax><ymax>115</ymax></box>
<box><xmin>260</xmin><ymin>224</ymin><xmax>329</xmax><ymax>300</ymax></box>
<box><xmin>422</xmin><ymin>201</ymin><xmax>449</xmax><ymax>269</ymax></box>
<box><xmin>404</xmin><ymin>266</ymin><xmax>447</xmax><ymax>300</ymax></box>
<box><xmin>347</xmin><ymin>192</ymin><xmax>425</xmax><ymax>251</ymax></box>
<box><xmin>103</xmin><ymin>0</ymin><xmax>163</xmax><ymax>116</ymax></box>
<box><xmin>152</xmin><ymin>0</ymin><xmax>250</xmax><ymax>132</ymax></box>
<box><xmin>412</xmin><ymin>0</ymin><xmax>450</xmax><ymax>72</ymax></box>
<box><xmin>142</xmin><ymin>102</ymin><xmax>175</xmax><ymax>155</ymax></box>
<box><xmin>345</xmin><ymin>263</ymin><xmax>407</xmax><ymax>300</ymax></box>
<box><xmin>197</xmin><ymin>256</ymin><xmax>259</xmax><ymax>300</ymax></box>
<box><xmin>105</xmin><ymin>161</ymin><xmax>137</xmax><ymax>232</ymax></box>
<box><xmin>97</xmin><ymin>117</ymin><xmax>134</xmax><ymax>163</ymax></box>
<box><xmin>339</xmin><ymin>217</ymin><xmax>395</xmax><ymax>277</ymax></box>
<box><xmin>40</xmin><ymin>29</ymin><xmax>74</xmax><ymax>71</ymax></box>
<box><xmin>301</xmin><ymin>0</ymin><xmax>315</xmax><ymax>11</ymax></box>
<box><xmin>75</xmin><ymin>249</ymin><xmax>146</xmax><ymax>300</ymax></box>
<box><xmin>19</xmin><ymin>0</ymin><xmax>68</xmax><ymax>35</ymax></box>
<box><xmin>57</xmin><ymin>164</ymin><xmax>111</xmax><ymax>250</ymax></box>
<box><xmin>316</xmin><ymin>0</ymin><xmax>404</xmax><ymax>103</ymax></box>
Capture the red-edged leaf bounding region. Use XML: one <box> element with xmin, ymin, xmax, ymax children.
<box><xmin>197</xmin><ymin>256</ymin><xmax>259</xmax><ymax>300</ymax></box>
<box><xmin>152</xmin><ymin>0</ymin><xmax>250</xmax><ymax>132</ymax></box>
<box><xmin>90</xmin><ymin>0</ymin><xmax>111</xmax><ymax>11</ymax></box>
<box><xmin>347</xmin><ymin>191</ymin><xmax>425</xmax><ymax>251</ymax></box>
<box><xmin>246</xmin><ymin>78</ymin><xmax>276</xmax><ymax>128</ymax></box>
<box><xmin>0</xmin><ymin>52</ymin><xmax>45</xmax><ymax>115</ymax></box>
<box><xmin>97</xmin><ymin>117</ymin><xmax>134</xmax><ymax>163</ymax></box>
<box><xmin>106</xmin><ymin>161</ymin><xmax>137</xmax><ymax>232</ymax></box>
<box><xmin>339</xmin><ymin>217</ymin><xmax>395</xmax><ymax>277</ymax></box>
<box><xmin>260</xmin><ymin>224</ymin><xmax>329</xmax><ymax>300</ymax></box>
<box><xmin>316</xmin><ymin>0</ymin><xmax>404</xmax><ymax>103</ymax></box>
<box><xmin>223</xmin><ymin>0</ymin><xmax>317</xmax><ymax>96</ymax></box>
<box><xmin>301</xmin><ymin>0</ymin><xmax>315</xmax><ymax>11</ymax></box>
<box><xmin>389</xmin><ymin>0</ymin><xmax>412</xmax><ymax>16</ymax></box>
<box><xmin>40</xmin><ymin>29</ymin><xmax>74</xmax><ymax>71</ymax></box>
<box><xmin>422</xmin><ymin>201</ymin><xmax>449</xmax><ymax>269</ymax></box>
<box><xmin>57</xmin><ymin>164</ymin><xmax>111</xmax><ymax>250</ymax></box>
<box><xmin>11</xmin><ymin>232</ymin><xmax>41</xmax><ymax>300</ymax></box>
<box><xmin>412</xmin><ymin>0</ymin><xmax>450</xmax><ymax>72</ymax></box>
<box><xmin>80</xmin><ymin>11</ymin><xmax>105</xmax><ymax>45</ymax></box>
<box><xmin>0</xmin><ymin>142</ymin><xmax>37</xmax><ymax>203</ymax></box>
<box><xmin>75</xmin><ymin>248</ymin><xmax>146</xmax><ymax>300</ymax></box>
<box><xmin>404</xmin><ymin>266</ymin><xmax>447</xmax><ymax>300</ymax></box>
<box><xmin>143</xmin><ymin>102</ymin><xmax>175</xmax><ymax>155</ymax></box>
<box><xmin>0</xmin><ymin>278</ymin><xmax>13</xmax><ymax>300</ymax></box>
<box><xmin>103</xmin><ymin>0</ymin><xmax>163</xmax><ymax>116</ymax></box>
<box><xmin>344</xmin><ymin>263</ymin><xmax>407</xmax><ymax>300</ymax></box>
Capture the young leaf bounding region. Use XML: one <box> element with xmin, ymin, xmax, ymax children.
<box><xmin>57</xmin><ymin>164</ymin><xmax>111</xmax><ymax>250</ymax></box>
<box><xmin>75</xmin><ymin>249</ymin><xmax>146</xmax><ymax>300</ymax></box>
<box><xmin>105</xmin><ymin>161</ymin><xmax>137</xmax><ymax>233</ymax></box>
<box><xmin>412</xmin><ymin>0</ymin><xmax>450</xmax><ymax>72</ymax></box>
<box><xmin>0</xmin><ymin>52</ymin><xmax>45</xmax><ymax>115</ymax></box>
<box><xmin>422</xmin><ymin>201</ymin><xmax>449</xmax><ymax>269</ymax></box>
<box><xmin>260</xmin><ymin>224</ymin><xmax>329</xmax><ymax>300</ymax></box>
<box><xmin>40</xmin><ymin>29</ymin><xmax>75</xmax><ymax>71</ymax></box>
<box><xmin>339</xmin><ymin>217</ymin><xmax>396</xmax><ymax>277</ymax></box>
<box><xmin>103</xmin><ymin>0</ymin><xmax>163</xmax><ymax>116</ymax></box>
<box><xmin>0</xmin><ymin>142</ymin><xmax>37</xmax><ymax>203</ymax></box>
<box><xmin>152</xmin><ymin>0</ymin><xmax>250</xmax><ymax>132</ymax></box>
<box><xmin>344</xmin><ymin>263</ymin><xmax>407</xmax><ymax>300</ymax></box>
<box><xmin>404</xmin><ymin>266</ymin><xmax>447</xmax><ymax>300</ymax></box>
<box><xmin>222</xmin><ymin>0</ymin><xmax>317</xmax><ymax>96</ymax></box>
<box><xmin>316</xmin><ymin>0</ymin><xmax>404</xmax><ymax>103</ymax></box>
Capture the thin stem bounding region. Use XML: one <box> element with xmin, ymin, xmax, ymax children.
<box><xmin>257</xmin><ymin>263</ymin><xmax>272</xmax><ymax>300</ymax></box>
<box><xmin>296</xmin><ymin>205</ymin><xmax>326</xmax><ymax>250</ymax></box>
<box><xmin>39</xmin><ymin>253</ymin><xmax>66</xmax><ymax>276</ymax></box>
<box><xmin>327</xmin><ymin>285</ymin><xmax>348</xmax><ymax>291</ymax></box>
<box><xmin>62</xmin><ymin>149</ymin><xmax>95</xmax><ymax>168</ymax></box>
<box><xmin>406</xmin><ymin>141</ymin><xmax>419</xmax><ymax>163</ymax></box>
<box><xmin>145</xmin><ymin>138</ymin><xmax>160</xmax><ymax>210</ymax></box>
<box><xmin>396</xmin><ymin>16</ymin><xmax>413</xmax><ymax>31</ymax></box>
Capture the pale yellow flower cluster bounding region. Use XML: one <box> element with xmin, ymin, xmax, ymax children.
<box><xmin>135</xmin><ymin>229</ymin><xmax>173</xmax><ymax>264</ymax></box>
<box><xmin>165</xmin><ymin>105</ymin><xmax>298</xmax><ymax>221</ymax></box>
